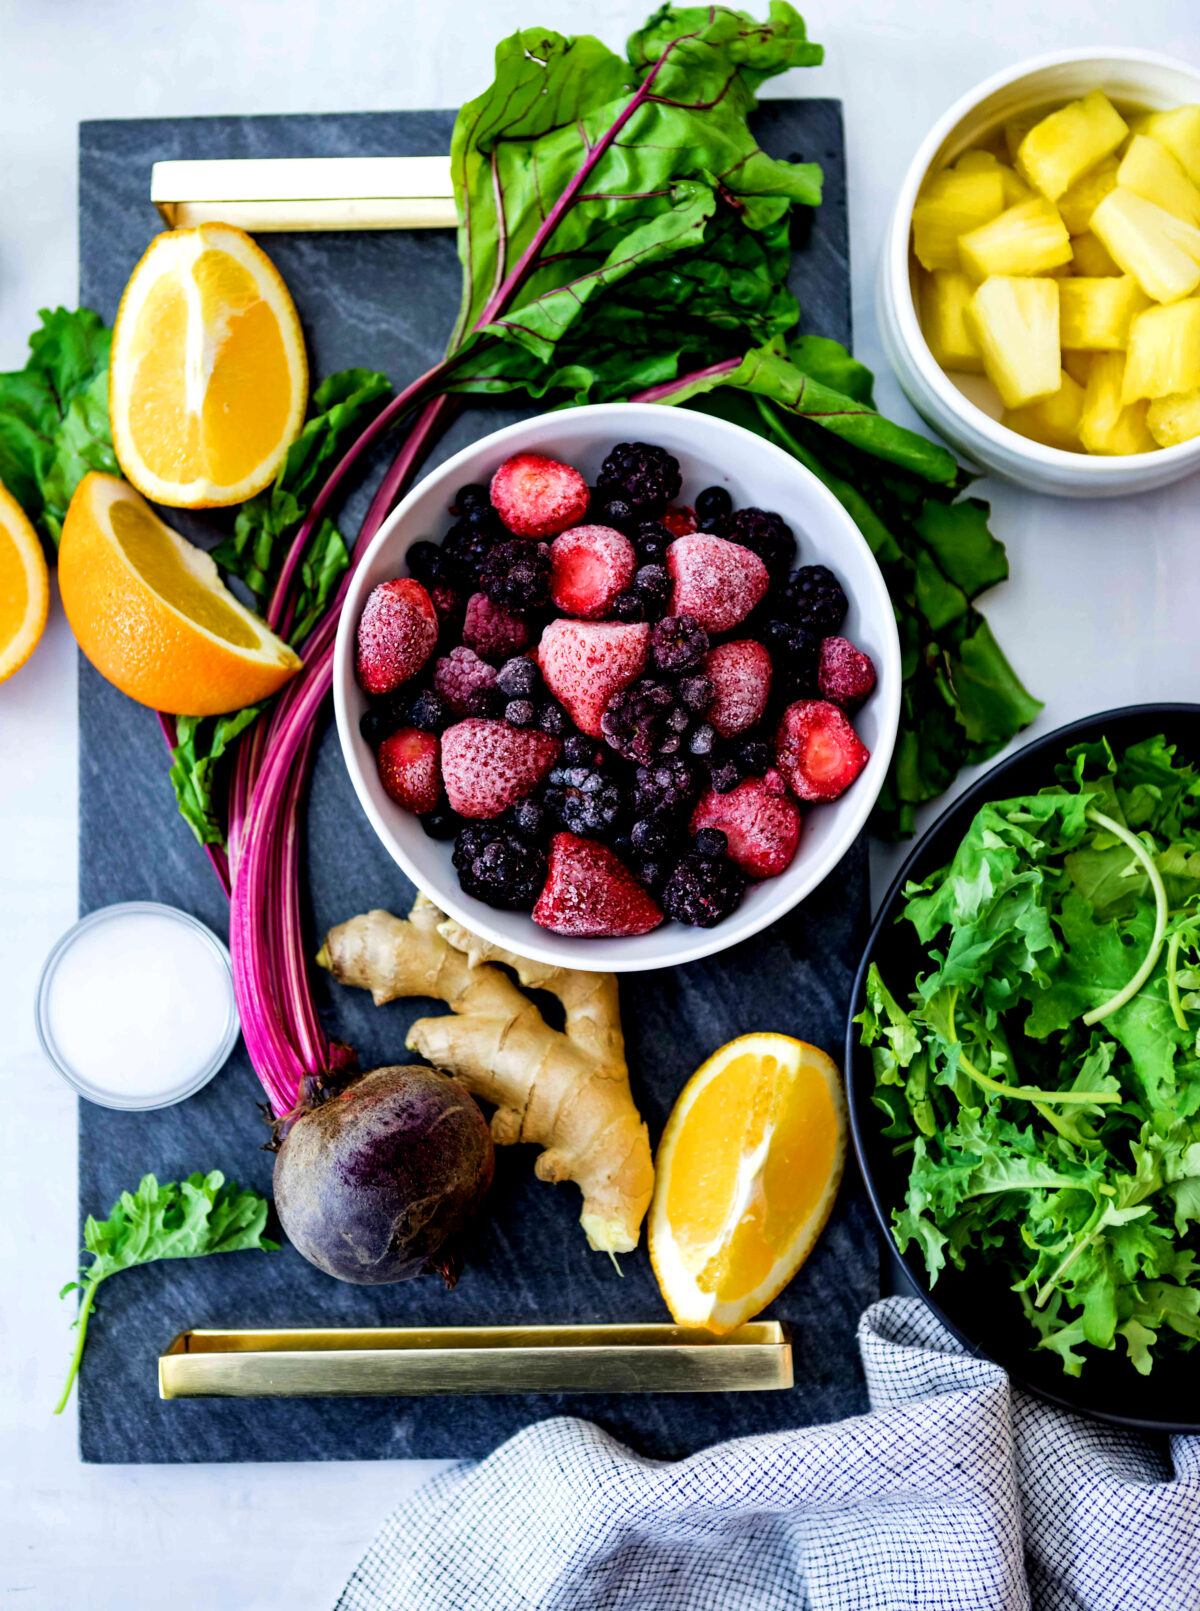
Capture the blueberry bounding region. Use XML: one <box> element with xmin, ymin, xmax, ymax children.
<box><xmin>505</xmin><ymin>698</ymin><xmax>537</xmax><ymax>728</ymax></box>
<box><xmin>687</xmin><ymin>722</ymin><xmax>716</xmax><ymax>757</ymax></box>
<box><xmin>406</xmin><ymin>540</ymin><xmax>443</xmax><ymax>586</ymax></box>
<box><xmin>496</xmin><ymin>656</ymin><xmax>541</xmax><ymax>699</ymax></box>
<box><xmin>612</xmin><ymin>592</ymin><xmax>647</xmax><ymax>623</ymax></box>
<box><xmin>539</xmin><ymin>702</ymin><xmax>570</xmax><ymax>737</ymax></box>
<box><xmin>694</xmin><ymin>827</ymin><xmax>728</xmax><ymax>858</ymax></box>
<box><xmin>359</xmin><ymin>706</ymin><xmax>399</xmax><ymax>748</ymax></box>
<box><xmin>710</xmin><ymin>759</ymin><xmax>740</xmax><ymax>794</ymax></box>
<box><xmin>420</xmin><ymin>807</ymin><xmax>462</xmax><ymax>841</ymax></box>
<box><xmin>404</xmin><ymin>687</ymin><xmax>447</xmax><ymax>734</ymax></box>
<box><xmin>695</xmin><ymin>486</ymin><xmax>732</xmax><ymax>521</ymax></box>
<box><xmin>455</xmin><ymin>483</ymin><xmax>490</xmax><ymax>509</ymax></box>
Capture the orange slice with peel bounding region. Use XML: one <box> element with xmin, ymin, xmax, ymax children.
<box><xmin>0</xmin><ymin>481</ymin><xmax>49</xmax><ymax>685</ymax></box>
<box><xmin>58</xmin><ymin>472</ymin><xmax>300</xmax><ymax>715</ymax></box>
<box><xmin>109</xmin><ymin>222</ymin><xmax>307</xmax><ymax>508</ymax></box>
<box><xmin>649</xmin><ymin>1033</ymin><xmax>847</xmax><ymax>1333</ymax></box>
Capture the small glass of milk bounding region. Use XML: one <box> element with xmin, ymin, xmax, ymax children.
<box><xmin>36</xmin><ymin>902</ymin><xmax>240</xmax><ymax>1109</ymax></box>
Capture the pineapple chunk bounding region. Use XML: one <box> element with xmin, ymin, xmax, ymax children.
<box><xmin>1057</xmin><ymin>156</ymin><xmax>1120</xmax><ymax>235</ymax></box>
<box><xmin>1122</xmin><ymin>299</ymin><xmax>1200</xmax><ymax>401</ymax></box>
<box><xmin>1072</xmin><ymin>231</ymin><xmax>1122</xmax><ymax>276</ymax></box>
<box><xmin>1146</xmin><ymin>388</ymin><xmax>1200</xmax><ymax>446</ymax></box>
<box><xmin>1004</xmin><ymin>113</ymin><xmax>1041</xmax><ymax>163</ymax></box>
<box><xmin>1017</xmin><ymin>91</ymin><xmax>1128</xmax><ymax>201</ymax></box>
<box><xmin>959</xmin><ymin>197</ymin><xmax>1073</xmax><ymax>280</ymax></box>
<box><xmin>1132</xmin><ymin>106</ymin><xmax>1200</xmax><ymax>187</ymax></box>
<box><xmin>1118</xmin><ymin>135</ymin><xmax>1200</xmax><ymax>229</ymax></box>
<box><xmin>919</xmin><ymin>270</ymin><xmax>984</xmax><ymax>371</ymax></box>
<box><xmin>1062</xmin><ymin>349</ymin><xmax>1095</xmax><ymax>386</ymax></box>
<box><xmin>1003</xmin><ymin>370</ymin><xmax>1086</xmax><ymax>450</ymax></box>
<box><xmin>1078</xmin><ymin>351</ymin><xmax>1157</xmax><ymax>453</ymax></box>
<box><xmin>954</xmin><ymin>148</ymin><xmax>1031</xmax><ymax>206</ymax></box>
<box><xmin>1059</xmin><ymin>276</ymin><xmax>1151</xmax><ymax>349</ymax></box>
<box><xmin>965</xmin><ymin>276</ymin><xmax>1061</xmax><ymax>408</ymax></box>
<box><xmin>1091</xmin><ymin>189</ymin><xmax>1200</xmax><ymax>303</ymax></box>
<box><xmin>912</xmin><ymin>169</ymin><xmax>1005</xmax><ymax>270</ymax></box>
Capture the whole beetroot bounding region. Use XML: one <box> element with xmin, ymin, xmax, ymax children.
<box><xmin>273</xmin><ymin>1065</ymin><xmax>494</xmax><ymax>1285</ymax></box>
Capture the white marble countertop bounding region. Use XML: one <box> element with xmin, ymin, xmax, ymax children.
<box><xmin>1</xmin><ymin>0</ymin><xmax>1196</xmax><ymax>1604</ymax></box>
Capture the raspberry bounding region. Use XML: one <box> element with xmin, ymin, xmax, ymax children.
<box><xmin>818</xmin><ymin>636</ymin><xmax>877</xmax><ymax>712</ymax></box>
<box><xmin>453</xmin><ymin>822</ymin><xmax>547</xmax><ymax>910</ymax></box>
<box><xmin>690</xmin><ymin>771</ymin><xmax>802</xmax><ymax>879</ymax></box>
<box><xmin>481</xmin><ymin>539</ymin><xmax>552</xmax><ymax>612</ymax></box>
<box><xmin>667</xmin><ymin>533</ymin><xmax>769</xmax><ymax>633</ymax></box>
<box><xmin>532</xmin><ymin>833</ymin><xmax>663</xmax><ymax>938</ymax></box>
<box><xmin>650</xmin><ymin>614</ymin><xmax>709</xmax><ymax>674</ymax></box>
<box><xmin>782</xmin><ymin>565</ymin><xmax>848</xmax><ymax>636</ymax></box>
<box><xmin>549</xmin><ymin>525</ymin><xmax>636</xmax><ymax>619</ymax></box>
<box><xmin>661</xmin><ymin>505</ymin><xmax>697</xmax><ymax>537</ymax></box>
<box><xmin>440</xmin><ymin>718</ymin><xmax>560</xmax><ymax>819</ymax></box>
<box><xmin>774</xmin><ymin>699</ymin><xmax>869</xmax><ymax>804</ymax></box>
<box><xmin>705</xmin><ymin>640</ymin><xmax>772</xmax><ymax>737</ymax></box>
<box><xmin>376</xmin><ymin>728</ymin><xmax>442</xmax><ymax>815</ymax></box>
<box><xmin>728</xmin><ymin>507</ymin><xmax>796</xmax><ymax>575</ymax></box>
<box><xmin>490</xmin><ymin>453</ymin><xmax>590</xmax><ymax>539</ymax></box>
<box><xmin>434</xmin><ymin>646</ymin><xmax>497</xmax><ymax>716</ymax></box>
<box><xmin>355</xmin><ymin>578</ymin><xmax>439</xmax><ymax>697</ymax></box>
<box><xmin>596</xmin><ymin>442</ymin><xmax>682</xmax><ymax>519</ymax></box>
<box><xmin>632</xmin><ymin>756</ymin><xmax>698</xmax><ymax>817</ymax></box>
<box><xmin>601</xmin><ymin>674</ymin><xmax>696</xmax><ymax>765</ymax></box>
<box><xmin>661</xmin><ymin>843</ymin><xmax>746</xmax><ymax>927</ymax></box>
<box><xmin>462</xmin><ymin>591</ymin><xmax>531</xmax><ymax>663</ymax></box>
<box><xmin>538</xmin><ymin>619</ymin><xmax>650</xmax><ymax>738</ymax></box>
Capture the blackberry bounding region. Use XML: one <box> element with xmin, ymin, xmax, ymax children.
<box><xmin>734</xmin><ymin>736</ymin><xmax>772</xmax><ymax>777</ymax></box>
<box><xmin>772</xmin><ymin>622</ymin><xmax>821</xmax><ymax>700</ymax></box>
<box><xmin>729</xmin><ymin>507</ymin><xmax>796</xmax><ymax>576</ymax></box>
<box><xmin>538</xmin><ymin>701</ymin><xmax>571</xmax><ymax>738</ymax></box>
<box><xmin>453</xmin><ymin>822</ymin><xmax>547</xmax><ymax>910</ymax></box>
<box><xmin>695</xmin><ymin>485</ymin><xmax>733</xmax><ymax>522</ymax></box>
<box><xmin>545</xmin><ymin>759</ymin><xmax>625</xmax><ymax>839</ymax></box>
<box><xmin>420</xmin><ymin>806</ymin><xmax>462</xmax><ymax>841</ymax></box>
<box><xmin>597</xmin><ymin>442</ymin><xmax>682</xmax><ymax>518</ymax></box>
<box><xmin>633</xmin><ymin>521</ymin><xmax>672</xmax><ymax>564</ymax></box>
<box><xmin>454</xmin><ymin>483</ymin><xmax>489</xmax><ymax>510</ymax></box>
<box><xmin>661</xmin><ymin>845</ymin><xmax>746</xmax><ymax>927</ymax></box>
<box><xmin>562</xmin><ymin>734</ymin><xmax>603</xmax><ymax>767</ymax></box>
<box><xmin>589</xmin><ymin>490</ymin><xmax>636</xmax><ymax>531</ymax></box>
<box><xmin>481</xmin><ymin>539</ymin><xmax>552</xmax><ymax>611</ymax></box>
<box><xmin>650</xmin><ymin>613</ymin><xmax>708</xmax><ymax>673</ymax></box>
<box><xmin>495</xmin><ymin>656</ymin><xmax>542</xmax><ymax>700</ymax></box>
<box><xmin>440</xmin><ymin>516</ymin><xmax>500</xmax><ymax>588</ymax></box>
<box><xmin>401</xmin><ymin>687</ymin><xmax>447</xmax><ymax>734</ymax></box>
<box><xmin>601</xmin><ymin>674</ymin><xmax>693</xmax><ymax>764</ymax></box>
<box><xmin>612</xmin><ymin>591</ymin><xmax>647</xmax><ymax>623</ymax></box>
<box><xmin>507</xmin><ymin>794</ymin><xmax>548</xmax><ymax>843</ymax></box>
<box><xmin>504</xmin><ymin>698</ymin><xmax>538</xmax><ymax>728</ymax></box>
<box><xmin>634</xmin><ymin>564</ymin><xmax>671</xmax><ymax>617</ymax></box>
<box><xmin>783</xmin><ymin>564</ymin><xmax>848</xmax><ymax>635</ymax></box>
<box><xmin>708</xmin><ymin>756</ymin><xmax>740</xmax><ymax>794</ymax></box>
<box><xmin>679</xmin><ymin>674</ymin><xmax>714</xmax><ymax>712</ymax></box>
<box><xmin>406</xmin><ymin>539</ymin><xmax>444</xmax><ymax>587</ymax></box>
<box><xmin>633</xmin><ymin>756</ymin><xmax>698</xmax><ymax>818</ymax></box>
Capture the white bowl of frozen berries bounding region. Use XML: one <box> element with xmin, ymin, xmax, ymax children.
<box><xmin>334</xmin><ymin>403</ymin><xmax>901</xmax><ymax>971</ymax></box>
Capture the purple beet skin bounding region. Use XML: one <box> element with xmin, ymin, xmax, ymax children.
<box><xmin>273</xmin><ymin>1065</ymin><xmax>494</xmax><ymax>1285</ymax></box>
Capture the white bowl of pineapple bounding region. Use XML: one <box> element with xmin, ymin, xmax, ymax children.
<box><xmin>878</xmin><ymin>49</ymin><xmax>1200</xmax><ymax>497</ymax></box>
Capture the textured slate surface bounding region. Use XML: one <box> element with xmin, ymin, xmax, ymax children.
<box><xmin>77</xmin><ymin>102</ymin><xmax>876</xmax><ymax>1464</ymax></box>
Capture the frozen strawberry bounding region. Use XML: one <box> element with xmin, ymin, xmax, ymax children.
<box><xmin>705</xmin><ymin>640</ymin><xmax>772</xmax><ymax>738</ymax></box>
<box><xmin>434</xmin><ymin>646</ymin><xmax>497</xmax><ymax>715</ymax></box>
<box><xmin>533</xmin><ymin>832</ymin><xmax>663</xmax><ymax>937</ymax></box>
<box><xmin>666</xmin><ymin>533</ymin><xmax>768</xmax><ymax>633</ymax></box>
<box><xmin>538</xmin><ymin>619</ymin><xmax>650</xmax><ymax>738</ymax></box>
<box><xmin>355</xmin><ymin>577</ymin><xmax>438</xmax><ymax>696</ymax></box>
<box><xmin>462</xmin><ymin>591</ymin><xmax>531</xmax><ymax>663</ymax></box>
<box><xmin>490</xmin><ymin>453</ymin><xmax>590</xmax><ymax>539</ymax></box>
<box><xmin>549</xmin><ymin>525</ymin><xmax>637</xmax><ymax>619</ymax></box>
<box><xmin>441</xmin><ymin>719</ymin><xmax>560</xmax><ymax>819</ymax></box>
<box><xmin>662</xmin><ymin>504</ymin><xmax>697</xmax><ymax>538</ymax></box>
<box><xmin>775</xmin><ymin>699</ymin><xmax>869</xmax><ymax>804</ymax></box>
<box><xmin>690</xmin><ymin>771</ymin><xmax>801</xmax><ymax>879</ymax></box>
<box><xmin>818</xmin><ymin>636</ymin><xmax>877</xmax><ymax>712</ymax></box>
<box><xmin>377</xmin><ymin>727</ymin><xmax>442</xmax><ymax>814</ymax></box>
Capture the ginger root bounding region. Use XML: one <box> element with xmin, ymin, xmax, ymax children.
<box><xmin>317</xmin><ymin>896</ymin><xmax>653</xmax><ymax>1254</ymax></box>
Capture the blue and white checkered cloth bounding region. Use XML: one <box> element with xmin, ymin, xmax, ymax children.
<box><xmin>335</xmin><ymin>1297</ymin><xmax>1200</xmax><ymax>1611</ymax></box>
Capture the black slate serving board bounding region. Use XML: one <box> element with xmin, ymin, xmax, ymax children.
<box><xmin>77</xmin><ymin>101</ymin><xmax>878</xmax><ymax>1464</ymax></box>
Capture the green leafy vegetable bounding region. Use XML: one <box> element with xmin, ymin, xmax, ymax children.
<box><xmin>0</xmin><ymin>307</ymin><xmax>118</xmax><ymax>544</ymax></box>
<box><xmin>56</xmin><ymin>1171</ymin><xmax>276</xmax><ymax>1413</ymax></box>
<box><xmin>858</xmin><ymin>735</ymin><xmax>1200</xmax><ymax>1375</ymax></box>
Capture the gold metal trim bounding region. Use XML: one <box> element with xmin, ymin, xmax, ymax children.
<box><xmin>158</xmin><ymin>1322</ymin><xmax>792</xmax><ymax>1399</ymax></box>
<box><xmin>151</xmin><ymin>157</ymin><xmax>457</xmax><ymax>232</ymax></box>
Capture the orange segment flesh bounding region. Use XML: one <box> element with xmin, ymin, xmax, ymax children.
<box><xmin>650</xmin><ymin>1033</ymin><xmax>846</xmax><ymax>1333</ymax></box>
<box><xmin>110</xmin><ymin>222</ymin><xmax>307</xmax><ymax>508</ymax></box>
<box><xmin>57</xmin><ymin>472</ymin><xmax>300</xmax><ymax>716</ymax></box>
<box><xmin>0</xmin><ymin>481</ymin><xmax>49</xmax><ymax>684</ymax></box>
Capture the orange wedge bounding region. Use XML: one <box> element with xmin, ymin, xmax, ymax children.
<box><xmin>108</xmin><ymin>222</ymin><xmax>307</xmax><ymax>508</ymax></box>
<box><xmin>58</xmin><ymin>472</ymin><xmax>300</xmax><ymax>715</ymax></box>
<box><xmin>0</xmin><ymin>481</ymin><xmax>49</xmax><ymax>684</ymax></box>
<box><xmin>649</xmin><ymin>1033</ymin><xmax>847</xmax><ymax>1333</ymax></box>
